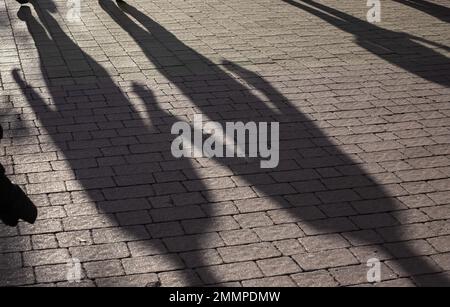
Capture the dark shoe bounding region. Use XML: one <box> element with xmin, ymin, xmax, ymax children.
<box><xmin>11</xmin><ymin>185</ymin><xmax>37</xmax><ymax>224</ymax></box>
<box><xmin>0</xmin><ymin>212</ymin><xmax>19</xmax><ymax>227</ymax></box>
<box><xmin>0</xmin><ymin>185</ymin><xmax>37</xmax><ymax>227</ymax></box>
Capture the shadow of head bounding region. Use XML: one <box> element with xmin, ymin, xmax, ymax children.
<box><xmin>0</xmin><ymin>117</ymin><xmax>38</xmax><ymax>227</ymax></box>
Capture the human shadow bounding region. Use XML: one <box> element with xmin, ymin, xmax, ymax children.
<box><xmin>393</xmin><ymin>0</ymin><xmax>450</xmax><ymax>23</ymax></box>
<box><xmin>282</xmin><ymin>0</ymin><xmax>450</xmax><ymax>87</ymax></box>
<box><xmin>12</xmin><ymin>2</ymin><xmax>220</xmax><ymax>286</ymax></box>
<box><xmin>98</xmin><ymin>0</ymin><xmax>450</xmax><ymax>285</ymax></box>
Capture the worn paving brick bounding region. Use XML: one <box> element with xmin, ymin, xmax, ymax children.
<box><xmin>84</xmin><ymin>260</ymin><xmax>125</xmax><ymax>279</ymax></box>
<box><xmin>428</xmin><ymin>235</ymin><xmax>450</xmax><ymax>253</ymax></box>
<box><xmin>0</xmin><ymin>236</ymin><xmax>31</xmax><ymax>253</ymax></box>
<box><xmin>69</xmin><ymin>243</ymin><xmax>130</xmax><ymax>262</ymax></box>
<box><xmin>56</xmin><ymin>230</ymin><xmax>93</xmax><ymax>248</ymax></box>
<box><xmin>95</xmin><ymin>273</ymin><xmax>159</xmax><ymax>287</ymax></box>
<box><xmin>257</xmin><ymin>257</ymin><xmax>302</xmax><ymax>276</ymax></box>
<box><xmin>242</xmin><ymin>276</ymin><xmax>297</xmax><ymax>287</ymax></box>
<box><xmin>196</xmin><ymin>261</ymin><xmax>263</xmax><ymax>284</ymax></box>
<box><xmin>0</xmin><ymin>253</ymin><xmax>22</xmax><ymax>269</ymax></box>
<box><xmin>299</xmin><ymin>234</ymin><xmax>350</xmax><ymax>252</ymax></box>
<box><xmin>181</xmin><ymin>249</ymin><xmax>223</xmax><ymax>268</ymax></box>
<box><xmin>234</xmin><ymin>212</ymin><xmax>273</xmax><ymax>228</ymax></box>
<box><xmin>218</xmin><ymin>242</ymin><xmax>281</xmax><ymax>263</ymax></box>
<box><xmin>163</xmin><ymin>233</ymin><xmax>225</xmax><ymax>252</ymax></box>
<box><xmin>219</xmin><ymin>229</ymin><xmax>260</xmax><ymax>246</ymax></box>
<box><xmin>181</xmin><ymin>216</ymin><xmax>240</xmax><ymax>234</ymax></box>
<box><xmin>23</xmin><ymin>249</ymin><xmax>71</xmax><ymax>267</ymax></box>
<box><xmin>330</xmin><ymin>263</ymin><xmax>397</xmax><ymax>286</ymax></box>
<box><xmin>32</xmin><ymin>234</ymin><xmax>58</xmax><ymax>250</ymax></box>
<box><xmin>158</xmin><ymin>270</ymin><xmax>203</xmax><ymax>287</ymax></box>
<box><xmin>0</xmin><ymin>268</ymin><xmax>35</xmax><ymax>286</ymax></box>
<box><xmin>293</xmin><ymin>248</ymin><xmax>359</xmax><ymax>271</ymax></box>
<box><xmin>385</xmin><ymin>256</ymin><xmax>443</xmax><ymax>277</ymax></box>
<box><xmin>122</xmin><ymin>254</ymin><xmax>185</xmax><ymax>274</ymax></box>
<box><xmin>35</xmin><ymin>263</ymin><xmax>84</xmax><ymax>283</ymax></box>
<box><xmin>254</xmin><ymin>224</ymin><xmax>304</xmax><ymax>241</ymax></box>
<box><xmin>291</xmin><ymin>270</ymin><xmax>339</xmax><ymax>287</ymax></box>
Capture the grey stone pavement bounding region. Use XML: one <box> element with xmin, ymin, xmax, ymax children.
<box><xmin>0</xmin><ymin>0</ymin><xmax>449</xmax><ymax>287</ymax></box>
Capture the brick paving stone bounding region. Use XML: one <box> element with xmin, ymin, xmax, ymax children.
<box><xmin>158</xmin><ymin>270</ymin><xmax>203</xmax><ymax>287</ymax></box>
<box><xmin>234</xmin><ymin>212</ymin><xmax>273</xmax><ymax>228</ymax></box>
<box><xmin>257</xmin><ymin>257</ymin><xmax>302</xmax><ymax>276</ymax></box>
<box><xmin>197</xmin><ymin>261</ymin><xmax>263</xmax><ymax>284</ymax></box>
<box><xmin>181</xmin><ymin>216</ymin><xmax>240</xmax><ymax>234</ymax></box>
<box><xmin>274</xmin><ymin>239</ymin><xmax>306</xmax><ymax>256</ymax></box>
<box><xmin>23</xmin><ymin>249</ymin><xmax>71</xmax><ymax>267</ymax></box>
<box><xmin>242</xmin><ymin>276</ymin><xmax>297</xmax><ymax>287</ymax></box>
<box><xmin>428</xmin><ymin>235</ymin><xmax>450</xmax><ymax>253</ymax></box>
<box><xmin>255</xmin><ymin>224</ymin><xmax>305</xmax><ymax>241</ymax></box>
<box><xmin>83</xmin><ymin>260</ymin><xmax>125</xmax><ymax>279</ymax></box>
<box><xmin>293</xmin><ymin>248</ymin><xmax>359</xmax><ymax>271</ymax></box>
<box><xmin>122</xmin><ymin>254</ymin><xmax>185</xmax><ymax>274</ymax></box>
<box><xmin>69</xmin><ymin>243</ymin><xmax>130</xmax><ymax>262</ymax></box>
<box><xmin>384</xmin><ymin>240</ymin><xmax>437</xmax><ymax>258</ymax></box>
<box><xmin>299</xmin><ymin>234</ymin><xmax>350</xmax><ymax>252</ymax></box>
<box><xmin>219</xmin><ymin>229</ymin><xmax>260</xmax><ymax>246</ymax></box>
<box><xmin>127</xmin><ymin>240</ymin><xmax>167</xmax><ymax>257</ymax></box>
<box><xmin>0</xmin><ymin>268</ymin><xmax>35</xmax><ymax>286</ymax></box>
<box><xmin>0</xmin><ymin>236</ymin><xmax>31</xmax><ymax>253</ymax></box>
<box><xmin>35</xmin><ymin>263</ymin><xmax>84</xmax><ymax>283</ymax></box>
<box><xmin>385</xmin><ymin>256</ymin><xmax>443</xmax><ymax>277</ymax></box>
<box><xmin>32</xmin><ymin>234</ymin><xmax>58</xmax><ymax>250</ymax></box>
<box><xmin>432</xmin><ymin>253</ymin><xmax>450</xmax><ymax>271</ymax></box>
<box><xmin>218</xmin><ymin>242</ymin><xmax>281</xmax><ymax>263</ymax></box>
<box><xmin>181</xmin><ymin>249</ymin><xmax>224</xmax><ymax>268</ymax></box>
<box><xmin>291</xmin><ymin>270</ymin><xmax>339</xmax><ymax>287</ymax></box>
<box><xmin>95</xmin><ymin>273</ymin><xmax>159</xmax><ymax>287</ymax></box>
<box><xmin>412</xmin><ymin>272</ymin><xmax>450</xmax><ymax>287</ymax></box>
<box><xmin>374</xmin><ymin>278</ymin><xmax>415</xmax><ymax>287</ymax></box>
<box><xmin>330</xmin><ymin>263</ymin><xmax>397</xmax><ymax>286</ymax></box>
<box><xmin>56</xmin><ymin>231</ymin><xmax>93</xmax><ymax>248</ymax></box>
<box><xmin>163</xmin><ymin>233</ymin><xmax>225</xmax><ymax>252</ymax></box>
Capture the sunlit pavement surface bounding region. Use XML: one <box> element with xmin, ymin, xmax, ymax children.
<box><xmin>0</xmin><ymin>0</ymin><xmax>449</xmax><ymax>287</ymax></box>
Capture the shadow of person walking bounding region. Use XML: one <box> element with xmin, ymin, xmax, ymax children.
<box><xmin>12</xmin><ymin>2</ymin><xmax>222</xmax><ymax>286</ymax></box>
<box><xmin>281</xmin><ymin>0</ymin><xmax>450</xmax><ymax>88</ymax></box>
<box><xmin>95</xmin><ymin>0</ymin><xmax>450</xmax><ymax>285</ymax></box>
<box><xmin>392</xmin><ymin>0</ymin><xmax>450</xmax><ymax>23</ymax></box>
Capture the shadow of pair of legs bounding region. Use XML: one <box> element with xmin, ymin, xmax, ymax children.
<box><xmin>14</xmin><ymin>2</ymin><xmax>217</xmax><ymax>285</ymax></box>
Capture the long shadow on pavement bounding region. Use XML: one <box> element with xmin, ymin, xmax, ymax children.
<box><xmin>98</xmin><ymin>0</ymin><xmax>449</xmax><ymax>285</ymax></box>
<box><xmin>12</xmin><ymin>1</ymin><xmax>218</xmax><ymax>286</ymax></box>
<box><xmin>282</xmin><ymin>0</ymin><xmax>450</xmax><ymax>88</ymax></box>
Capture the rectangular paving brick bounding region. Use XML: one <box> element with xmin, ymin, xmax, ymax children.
<box><xmin>23</xmin><ymin>249</ymin><xmax>71</xmax><ymax>267</ymax></box>
<box><xmin>196</xmin><ymin>261</ymin><xmax>263</xmax><ymax>284</ymax></box>
<box><xmin>293</xmin><ymin>248</ymin><xmax>359</xmax><ymax>270</ymax></box>
<box><xmin>122</xmin><ymin>254</ymin><xmax>185</xmax><ymax>274</ymax></box>
<box><xmin>218</xmin><ymin>242</ymin><xmax>281</xmax><ymax>263</ymax></box>
<box><xmin>69</xmin><ymin>243</ymin><xmax>130</xmax><ymax>262</ymax></box>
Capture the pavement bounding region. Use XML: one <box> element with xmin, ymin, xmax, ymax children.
<box><xmin>0</xmin><ymin>0</ymin><xmax>449</xmax><ymax>287</ymax></box>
